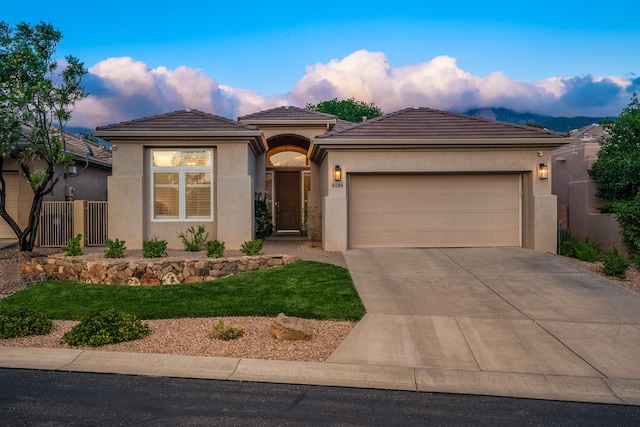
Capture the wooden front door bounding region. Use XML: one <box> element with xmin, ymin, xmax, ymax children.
<box><xmin>275</xmin><ymin>172</ymin><xmax>301</xmax><ymax>230</ymax></box>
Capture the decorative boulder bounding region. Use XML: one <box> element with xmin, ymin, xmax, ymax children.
<box><xmin>270</xmin><ymin>313</ymin><xmax>311</xmax><ymax>341</ymax></box>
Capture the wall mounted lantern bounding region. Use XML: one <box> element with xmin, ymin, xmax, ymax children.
<box><xmin>538</xmin><ymin>163</ymin><xmax>549</xmax><ymax>180</ymax></box>
<box><xmin>334</xmin><ymin>165</ymin><xmax>342</xmax><ymax>182</ymax></box>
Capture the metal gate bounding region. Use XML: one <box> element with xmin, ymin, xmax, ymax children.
<box><xmin>39</xmin><ymin>201</ymin><xmax>73</xmax><ymax>247</ymax></box>
<box><xmin>85</xmin><ymin>201</ymin><xmax>108</xmax><ymax>246</ymax></box>
<box><xmin>39</xmin><ymin>201</ymin><xmax>108</xmax><ymax>247</ymax></box>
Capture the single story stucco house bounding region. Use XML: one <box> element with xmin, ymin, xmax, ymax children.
<box><xmin>93</xmin><ymin>106</ymin><xmax>567</xmax><ymax>252</ymax></box>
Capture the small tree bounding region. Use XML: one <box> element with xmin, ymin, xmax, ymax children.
<box><xmin>0</xmin><ymin>21</ymin><xmax>87</xmax><ymax>251</ymax></box>
<box><xmin>306</xmin><ymin>98</ymin><xmax>383</xmax><ymax>123</ymax></box>
<box><xmin>589</xmin><ymin>93</ymin><xmax>640</xmax><ymax>254</ymax></box>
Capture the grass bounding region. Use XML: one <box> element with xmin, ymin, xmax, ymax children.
<box><xmin>0</xmin><ymin>261</ymin><xmax>365</xmax><ymax>321</ymax></box>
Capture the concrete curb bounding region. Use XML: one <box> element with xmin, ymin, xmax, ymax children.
<box><xmin>2</xmin><ymin>347</ymin><xmax>639</xmax><ymax>406</ymax></box>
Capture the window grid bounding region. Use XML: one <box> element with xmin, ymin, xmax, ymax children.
<box><xmin>151</xmin><ymin>149</ymin><xmax>213</xmax><ymax>221</ymax></box>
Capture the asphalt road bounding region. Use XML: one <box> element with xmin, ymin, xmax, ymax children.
<box><xmin>1</xmin><ymin>369</ymin><xmax>639</xmax><ymax>426</ymax></box>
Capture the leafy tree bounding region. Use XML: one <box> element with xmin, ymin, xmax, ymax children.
<box><xmin>0</xmin><ymin>21</ymin><xmax>87</xmax><ymax>251</ymax></box>
<box><xmin>589</xmin><ymin>93</ymin><xmax>640</xmax><ymax>254</ymax></box>
<box><xmin>306</xmin><ymin>98</ymin><xmax>382</xmax><ymax>122</ymax></box>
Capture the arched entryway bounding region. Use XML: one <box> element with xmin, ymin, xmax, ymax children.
<box><xmin>265</xmin><ymin>135</ymin><xmax>310</xmax><ymax>233</ymax></box>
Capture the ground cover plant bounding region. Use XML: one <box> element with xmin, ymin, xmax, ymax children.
<box><xmin>142</xmin><ymin>236</ymin><xmax>168</xmax><ymax>258</ymax></box>
<box><xmin>0</xmin><ymin>261</ymin><xmax>365</xmax><ymax>321</ymax></box>
<box><xmin>104</xmin><ymin>238</ymin><xmax>126</xmax><ymax>258</ymax></box>
<box><xmin>0</xmin><ymin>308</ymin><xmax>52</xmax><ymax>339</ymax></box>
<box><xmin>63</xmin><ymin>308</ymin><xmax>149</xmax><ymax>347</ymax></box>
<box><xmin>61</xmin><ymin>234</ymin><xmax>83</xmax><ymax>256</ymax></box>
<box><xmin>178</xmin><ymin>225</ymin><xmax>208</xmax><ymax>252</ymax></box>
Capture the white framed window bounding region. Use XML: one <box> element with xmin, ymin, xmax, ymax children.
<box><xmin>151</xmin><ymin>149</ymin><xmax>213</xmax><ymax>221</ymax></box>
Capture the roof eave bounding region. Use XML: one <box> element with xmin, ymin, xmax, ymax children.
<box><xmin>238</xmin><ymin>119</ymin><xmax>337</xmax><ymax>126</ymax></box>
<box><xmin>310</xmin><ymin>137</ymin><xmax>569</xmax><ymax>162</ymax></box>
<box><xmin>93</xmin><ymin>130</ymin><xmax>264</xmax><ymax>138</ymax></box>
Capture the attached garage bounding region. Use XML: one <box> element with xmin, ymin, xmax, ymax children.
<box><xmin>311</xmin><ymin>107</ymin><xmax>569</xmax><ymax>253</ymax></box>
<box><xmin>349</xmin><ymin>174</ymin><xmax>521</xmax><ymax>248</ymax></box>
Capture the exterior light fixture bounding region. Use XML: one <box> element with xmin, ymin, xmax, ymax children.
<box><xmin>538</xmin><ymin>163</ymin><xmax>549</xmax><ymax>179</ymax></box>
<box><xmin>334</xmin><ymin>165</ymin><xmax>342</xmax><ymax>182</ymax></box>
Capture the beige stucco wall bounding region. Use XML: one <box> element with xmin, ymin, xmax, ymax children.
<box><xmin>108</xmin><ymin>138</ymin><xmax>258</xmax><ymax>250</ymax></box>
<box><xmin>317</xmin><ymin>147</ymin><xmax>558</xmax><ymax>253</ymax></box>
<box><xmin>552</xmin><ymin>142</ymin><xmax>625</xmax><ymax>253</ymax></box>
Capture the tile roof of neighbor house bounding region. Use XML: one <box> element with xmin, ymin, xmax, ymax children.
<box><xmin>238</xmin><ymin>106</ymin><xmax>337</xmax><ymax>123</ymax></box>
<box><xmin>569</xmin><ymin>124</ymin><xmax>609</xmax><ymax>143</ymax></box>
<box><xmin>63</xmin><ymin>132</ymin><xmax>112</xmax><ymax>164</ymax></box>
<box><xmin>316</xmin><ymin>107</ymin><xmax>566</xmax><ymax>140</ymax></box>
<box><xmin>94</xmin><ymin>109</ymin><xmax>260</xmax><ymax>133</ymax></box>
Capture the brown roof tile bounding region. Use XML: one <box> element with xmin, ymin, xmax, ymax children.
<box><xmin>95</xmin><ymin>109</ymin><xmax>258</xmax><ymax>132</ymax></box>
<box><xmin>63</xmin><ymin>132</ymin><xmax>112</xmax><ymax>163</ymax></box>
<box><xmin>238</xmin><ymin>106</ymin><xmax>336</xmax><ymax>122</ymax></box>
<box><xmin>569</xmin><ymin>124</ymin><xmax>609</xmax><ymax>142</ymax></box>
<box><xmin>317</xmin><ymin>107</ymin><xmax>565</xmax><ymax>140</ymax></box>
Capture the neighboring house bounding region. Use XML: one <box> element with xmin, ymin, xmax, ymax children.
<box><xmin>0</xmin><ymin>130</ymin><xmax>112</xmax><ymax>239</ymax></box>
<box><xmin>95</xmin><ymin>106</ymin><xmax>567</xmax><ymax>252</ymax></box>
<box><xmin>552</xmin><ymin>124</ymin><xmax>625</xmax><ymax>253</ymax></box>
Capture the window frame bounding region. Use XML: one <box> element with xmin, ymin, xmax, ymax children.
<box><xmin>150</xmin><ymin>148</ymin><xmax>214</xmax><ymax>222</ymax></box>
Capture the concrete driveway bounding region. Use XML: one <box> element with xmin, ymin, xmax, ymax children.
<box><xmin>329</xmin><ymin>248</ymin><xmax>640</xmax><ymax>383</ymax></box>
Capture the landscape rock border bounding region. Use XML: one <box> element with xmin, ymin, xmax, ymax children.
<box><xmin>19</xmin><ymin>253</ymin><xmax>299</xmax><ymax>285</ymax></box>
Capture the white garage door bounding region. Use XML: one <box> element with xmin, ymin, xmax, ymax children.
<box><xmin>349</xmin><ymin>174</ymin><xmax>521</xmax><ymax>248</ymax></box>
<box><xmin>0</xmin><ymin>173</ymin><xmax>18</xmax><ymax>238</ymax></box>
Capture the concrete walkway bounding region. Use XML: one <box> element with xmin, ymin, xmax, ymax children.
<box><xmin>2</xmin><ymin>246</ymin><xmax>640</xmax><ymax>405</ymax></box>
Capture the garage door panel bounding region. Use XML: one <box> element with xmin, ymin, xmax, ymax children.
<box><xmin>350</xmin><ymin>174</ymin><xmax>520</xmax><ymax>248</ymax></box>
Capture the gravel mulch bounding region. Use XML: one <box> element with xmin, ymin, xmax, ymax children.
<box><xmin>0</xmin><ymin>241</ymin><xmax>355</xmax><ymax>362</ymax></box>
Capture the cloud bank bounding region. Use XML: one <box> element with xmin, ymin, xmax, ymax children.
<box><xmin>71</xmin><ymin>50</ymin><xmax>638</xmax><ymax>129</ymax></box>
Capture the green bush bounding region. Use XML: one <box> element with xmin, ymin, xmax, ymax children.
<box><xmin>602</xmin><ymin>248</ymin><xmax>632</xmax><ymax>279</ymax></box>
<box><xmin>178</xmin><ymin>225</ymin><xmax>209</xmax><ymax>252</ymax></box>
<box><xmin>142</xmin><ymin>236</ymin><xmax>167</xmax><ymax>258</ymax></box>
<box><xmin>255</xmin><ymin>192</ymin><xmax>273</xmax><ymax>240</ymax></box>
<box><xmin>61</xmin><ymin>234</ymin><xmax>83</xmax><ymax>256</ymax></box>
<box><xmin>558</xmin><ymin>229</ymin><xmax>601</xmax><ymax>262</ymax></box>
<box><xmin>206</xmin><ymin>240</ymin><xmax>225</xmax><ymax>258</ymax></box>
<box><xmin>0</xmin><ymin>308</ymin><xmax>52</xmax><ymax>339</ymax></box>
<box><xmin>240</xmin><ymin>239</ymin><xmax>263</xmax><ymax>256</ymax></box>
<box><xmin>104</xmin><ymin>238</ymin><xmax>126</xmax><ymax>258</ymax></box>
<box><xmin>209</xmin><ymin>320</ymin><xmax>244</xmax><ymax>341</ymax></box>
<box><xmin>63</xmin><ymin>308</ymin><xmax>149</xmax><ymax>347</ymax></box>
<box><xmin>611</xmin><ymin>197</ymin><xmax>640</xmax><ymax>256</ymax></box>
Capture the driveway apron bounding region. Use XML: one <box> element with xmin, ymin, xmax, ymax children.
<box><xmin>329</xmin><ymin>248</ymin><xmax>640</xmax><ymax>381</ymax></box>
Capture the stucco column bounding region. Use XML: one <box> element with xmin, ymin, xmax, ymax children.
<box><xmin>107</xmin><ymin>175</ymin><xmax>144</xmax><ymax>249</ymax></box>
<box><xmin>216</xmin><ymin>144</ymin><xmax>254</xmax><ymax>250</ymax></box>
<box><xmin>533</xmin><ymin>194</ymin><xmax>558</xmax><ymax>253</ymax></box>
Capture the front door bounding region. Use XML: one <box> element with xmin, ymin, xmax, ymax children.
<box><xmin>275</xmin><ymin>171</ymin><xmax>301</xmax><ymax>231</ymax></box>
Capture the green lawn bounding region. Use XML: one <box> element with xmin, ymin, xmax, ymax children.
<box><xmin>0</xmin><ymin>261</ymin><xmax>365</xmax><ymax>321</ymax></box>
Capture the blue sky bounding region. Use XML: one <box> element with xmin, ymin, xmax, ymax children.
<box><xmin>5</xmin><ymin>1</ymin><xmax>639</xmax><ymax>128</ymax></box>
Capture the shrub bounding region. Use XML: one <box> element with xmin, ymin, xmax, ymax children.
<box><xmin>0</xmin><ymin>308</ymin><xmax>52</xmax><ymax>339</ymax></box>
<box><xmin>240</xmin><ymin>239</ymin><xmax>263</xmax><ymax>256</ymax></box>
<box><xmin>209</xmin><ymin>320</ymin><xmax>244</xmax><ymax>341</ymax></box>
<box><xmin>558</xmin><ymin>229</ymin><xmax>601</xmax><ymax>262</ymax></box>
<box><xmin>602</xmin><ymin>248</ymin><xmax>632</xmax><ymax>279</ymax></box>
<box><xmin>206</xmin><ymin>240</ymin><xmax>225</xmax><ymax>258</ymax></box>
<box><xmin>61</xmin><ymin>234</ymin><xmax>83</xmax><ymax>256</ymax></box>
<box><xmin>178</xmin><ymin>225</ymin><xmax>209</xmax><ymax>252</ymax></box>
<box><xmin>104</xmin><ymin>238</ymin><xmax>126</xmax><ymax>258</ymax></box>
<box><xmin>610</xmin><ymin>197</ymin><xmax>640</xmax><ymax>256</ymax></box>
<box><xmin>63</xmin><ymin>308</ymin><xmax>149</xmax><ymax>347</ymax></box>
<box><xmin>255</xmin><ymin>192</ymin><xmax>273</xmax><ymax>240</ymax></box>
<box><xmin>142</xmin><ymin>236</ymin><xmax>167</xmax><ymax>258</ymax></box>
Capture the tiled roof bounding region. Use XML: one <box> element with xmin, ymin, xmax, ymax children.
<box><xmin>317</xmin><ymin>107</ymin><xmax>565</xmax><ymax>140</ymax></box>
<box><xmin>62</xmin><ymin>132</ymin><xmax>111</xmax><ymax>163</ymax></box>
<box><xmin>569</xmin><ymin>124</ymin><xmax>609</xmax><ymax>142</ymax></box>
<box><xmin>95</xmin><ymin>109</ymin><xmax>258</xmax><ymax>132</ymax></box>
<box><xmin>238</xmin><ymin>106</ymin><xmax>337</xmax><ymax>122</ymax></box>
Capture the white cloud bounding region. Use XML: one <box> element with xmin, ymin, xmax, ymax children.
<box><xmin>69</xmin><ymin>50</ymin><xmax>635</xmax><ymax>129</ymax></box>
